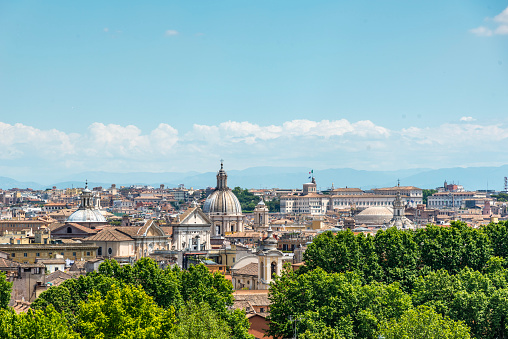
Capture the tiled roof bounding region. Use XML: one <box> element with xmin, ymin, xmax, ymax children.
<box><xmin>233</xmin><ymin>290</ymin><xmax>270</xmax><ymax>306</ymax></box>
<box><xmin>45</xmin><ymin>270</ymin><xmax>71</xmax><ymax>280</ymax></box>
<box><xmin>226</xmin><ymin>232</ymin><xmax>262</xmax><ymax>238</ymax></box>
<box><xmin>233</xmin><ymin>263</ymin><xmax>258</xmax><ymax>277</ymax></box>
<box><xmin>112</xmin><ymin>226</ymin><xmax>142</xmax><ymax>237</ymax></box>
<box><xmin>332</xmin><ymin>188</ymin><xmax>363</xmax><ymax>192</ymax></box>
<box><xmin>83</xmin><ymin>228</ymin><xmax>134</xmax><ymax>242</ymax></box>
<box><xmin>37</xmin><ymin>259</ymin><xmax>66</xmax><ymax>264</ymax></box>
<box><xmin>13</xmin><ymin>300</ymin><xmax>31</xmax><ymax>314</ymax></box>
<box><xmin>373</xmin><ymin>186</ymin><xmax>421</xmax><ymax>191</ymax></box>
<box><xmin>160</xmin><ymin>227</ymin><xmax>173</xmax><ymax>236</ymax></box>
<box><xmin>53</xmin><ymin>223</ymin><xmax>98</xmax><ymax>234</ymax></box>
<box><xmin>0</xmin><ymin>257</ymin><xmax>19</xmax><ymax>269</ymax></box>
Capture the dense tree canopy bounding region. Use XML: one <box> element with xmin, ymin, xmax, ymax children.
<box><xmin>422</xmin><ymin>189</ymin><xmax>437</xmax><ymax>204</ymax></box>
<box><xmin>269</xmin><ymin>220</ymin><xmax>508</xmax><ymax>338</ymax></box>
<box><xmin>232</xmin><ymin>186</ymin><xmax>279</xmax><ymax>212</ymax></box>
<box><xmin>30</xmin><ymin>259</ymin><xmax>253</xmax><ymax>339</ymax></box>
<box><xmin>0</xmin><ymin>271</ymin><xmax>12</xmax><ymax>310</ymax></box>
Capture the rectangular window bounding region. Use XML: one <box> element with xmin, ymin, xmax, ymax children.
<box><xmin>86</xmin><ymin>252</ymin><xmax>90</xmax><ymax>256</ymax></box>
<box><xmin>61</xmin><ymin>252</ymin><xmax>64</xmax><ymax>256</ymax></box>
<box><xmin>11</xmin><ymin>253</ymin><xmax>15</xmax><ymax>257</ymax></box>
<box><xmin>36</xmin><ymin>253</ymin><xmax>40</xmax><ymax>257</ymax></box>
<box><xmin>23</xmin><ymin>253</ymin><xmax>27</xmax><ymax>257</ymax></box>
<box><xmin>72</xmin><ymin>252</ymin><xmax>76</xmax><ymax>257</ymax></box>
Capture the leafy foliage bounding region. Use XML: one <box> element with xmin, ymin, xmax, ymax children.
<box><xmin>0</xmin><ymin>305</ymin><xmax>79</xmax><ymax>339</ymax></box>
<box><xmin>77</xmin><ymin>284</ymin><xmax>175</xmax><ymax>339</ymax></box>
<box><xmin>232</xmin><ymin>187</ymin><xmax>260</xmax><ymax>212</ymax></box>
<box><xmin>32</xmin><ymin>259</ymin><xmax>252</xmax><ymax>339</ymax></box>
<box><xmin>422</xmin><ymin>189</ymin><xmax>437</xmax><ymax>204</ymax></box>
<box><xmin>378</xmin><ymin>305</ymin><xmax>470</xmax><ymax>339</ymax></box>
<box><xmin>271</xmin><ymin>221</ymin><xmax>508</xmax><ymax>338</ymax></box>
<box><xmin>492</xmin><ymin>192</ymin><xmax>508</xmax><ymax>202</ymax></box>
<box><xmin>0</xmin><ymin>271</ymin><xmax>12</xmax><ymax>310</ymax></box>
<box><xmin>168</xmin><ymin>302</ymin><xmax>231</xmax><ymax>339</ymax></box>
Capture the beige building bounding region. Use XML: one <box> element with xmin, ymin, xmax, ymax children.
<box><xmin>231</xmin><ymin>227</ymin><xmax>289</xmax><ymax>291</ymax></box>
<box><xmin>170</xmin><ymin>202</ymin><xmax>212</xmax><ymax>251</ymax></box>
<box><xmin>280</xmin><ymin>178</ymin><xmax>330</xmax><ymax>215</ymax></box>
<box><xmin>0</xmin><ymin>243</ymin><xmax>98</xmax><ymax>264</ymax></box>
<box><xmin>82</xmin><ymin>219</ymin><xmax>170</xmax><ymax>261</ymax></box>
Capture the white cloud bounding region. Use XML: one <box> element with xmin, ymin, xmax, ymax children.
<box><xmin>494</xmin><ymin>6</ymin><xmax>508</xmax><ymax>23</ymax></box>
<box><xmin>495</xmin><ymin>25</ymin><xmax>508</xmax><ymax>35</ymax></box>
<box><xmin>165</xmin><ymin>30</ymin><xmax>179</xmax><ymax>36</ymax></box>
<box><xmin>470</xmin><ymin>6</ymin><xmax>508</xmax><ymax>36</ymax></box>
<box><xmin>2</xmin><ymin>119</ymin><xmax>508</xmax><ymax>181</ymax></box>
<box><xmin>470</xmin><ymin>26</ymin><xmax>493</xmax><ymax>37</ymax></box>
<box><xmin>189</xmin><ymin>119</ymin><xmax>390</xmax><ymax>145</ymax></box>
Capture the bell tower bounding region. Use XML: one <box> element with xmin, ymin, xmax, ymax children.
<box><xmin>253</xmin><ymin>198</ymin><xmax>269</xmax><ymax>231</ymax></box>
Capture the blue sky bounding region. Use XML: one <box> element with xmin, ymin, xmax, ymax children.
<box><xmin>0</xmin><ymin>1</ymin><xmax>507</xmax><ymax>182</ymax></box>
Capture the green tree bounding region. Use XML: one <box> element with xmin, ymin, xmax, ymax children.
<box><xmin>0</xmin><ymin>271</ymin><xmax>12</xmax><ymax>309</ymax></box>
<box><xmin>378</xmin><ymin>305</ymin><xmax>470</xmax><ymax>339</ymax></box>
<box><xmin>169</xmin><ymin>302</ymin><xmax>231</xmax><ymax>339</ymax></box>
<box><xmin>374</xmin><ymin>227</ymin><xmax>419</xmax><ymax>290</ymax></box>
<box><xmin>492</xmin><ymin>193</ymin><xmax>508</xmax><ymax>202</ymax></box>
<box><xmin>415</xmin><ymin>222</ymin><xmax>492</xmax><ymax>274</ymax></box>
<box><xmin>423</xmin><ymin>189</ymin><xmax>437</xmax><ymax>205</ymax></box>
<box><xmin>232</xmin><ymin>187</ymin><xmax>259</xmax><ymax>212</ymax></box>
<box><xmin>265</xmin><ymin>199</ymin><xmax>280</xmax><ymax>213</ymax></box>
<box><xmin>481</xmin><ymin>221</ymin><xmax>508</xmax><ymax>259</ymax></box>
<box><xmin>77</xmin><ymin>284</ymin><xmax>175</xmax><ymax>339</ymax></box>
<box><xmin>0</xmin><ymin>305</ymin><xmax>79</xmax><ymax>339</ymax></box>
<box><xmin>269</xmin><ymin>267</ymin><xmax>411</xmax><ymax>339</ymax></box>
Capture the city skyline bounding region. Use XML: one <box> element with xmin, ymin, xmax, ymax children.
<box><xmin>1</xmin><ymin>1</ymin><xmax>507</xmax><ymax>181</ymax></box>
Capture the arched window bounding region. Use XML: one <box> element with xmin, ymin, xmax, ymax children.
<box><xmin>67</xmin><ymin>227</ymin><xmax>72</xmax><ymax>234</ymax></box>
<box><xmin>271</xmin><ymin>262</ymin><xmax>277</xmax><ymax>278</ymax></box>
<box><xmin>98</xmin><ymin>247</ymin><xmax>102</xmax><ymax>256</ymax></box>
<box><xmin>260</xmin><ymin>262</ymin><xmax>264</xmax><ymax>280</ymax></box>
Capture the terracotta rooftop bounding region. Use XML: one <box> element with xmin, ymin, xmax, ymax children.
<box><xmin>84</xmin><ymin>228</ymin><xmax>134</xmax><ymax>242</ymax></box>
<box><xmin>53</xmin><ymin>223</ymin><xmax>98</xmax><ymax>234</ymax></box>
<box><xmin>233</xmin><ymin>262</ymin><xmax>258</xmax><ymax>277</ymax></box>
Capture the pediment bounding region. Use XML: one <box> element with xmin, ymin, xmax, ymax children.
<box><xmin>180</xmin><ymin>208</ymin><xmax>211</xmax><ymax>226</ymax></box>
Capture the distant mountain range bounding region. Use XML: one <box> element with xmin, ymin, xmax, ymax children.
<box><xmin>1</xmin><ymin>165</ymin><xmax>508</xmax><ymax>191</ymax></box>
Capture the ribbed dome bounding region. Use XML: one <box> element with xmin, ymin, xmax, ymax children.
<box><xmin>357</xmin><ymin>207</ymin><xmax>393</xmax><ymax>216</ymax></box>
<box><xmin>67</xmin><ymin>209</ymin><xmax>107</xmax><ymax>223</ymax></box>
<box><xmin>355</xmin><ymin>206</ymin><xmax>393</xmax><ymax>226</ymax></box>
<box><xmin>203</xmin><ymin>161</ymin><xmax>242</xmax><ymax>215</ymax></box>
<box><xmin>203</xmin><ymin>189</ymin><xmax>242</xmax><ymax>215</ymax></box>
<box><xmin>66</xmin><ymin>181</ymin><xmax>107</xmax><ymax>224</ymax></box>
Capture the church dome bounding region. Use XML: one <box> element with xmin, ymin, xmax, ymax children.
<box><xmin>66</xmin><ymin>181</ymin><xmax>107</xmax><ymax>224</ymax></box>
<box><xmin>67</xmin><ymin>209</ymin><xmax>107</xmax><ymax>223</ymax></box>
<box><xmin>203</xmin><ymin>190</ymin><xmax>242</xmax><ymax>215</ymax></box>
<box><xmin>355</xmin><ymin>206</ymin><xmax>393</xmax><ymax>226</ymax></box>
<box><xmin>203</xmin><ymin>162</ymin><xmax>242</xmax><ymax>215</ymax></box>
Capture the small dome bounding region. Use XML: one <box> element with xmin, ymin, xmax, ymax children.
<box><xmin>67</xmin><ymin>209</ymin><xmax>107</xmax><ymax>223</ymax></box>
<box><xmin>355</xmin><ymin>206</ymin><xmax>393</xmax><ymax>226</ymax></box>
<box><xmin>203</xmin><ymin>189</ymin><xmax>242</xmax><ymax>215</ymax></box>
<box><xmin>357</xmin><ymin>207</ymin><xmax>393</xmax><ymax>216</ymax></box>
